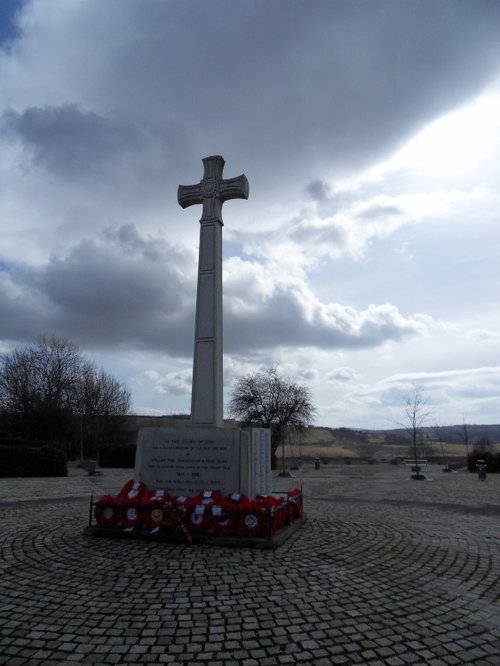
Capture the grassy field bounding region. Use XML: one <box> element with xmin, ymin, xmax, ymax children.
<box><xmin>285</xmin><ymin>427</ymin><xmax>470</xmax><ymax>464</ymax></box>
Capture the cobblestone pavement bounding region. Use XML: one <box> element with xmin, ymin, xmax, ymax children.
<box><xmin>1</xmin><ymin>464</ymin><xmax>499</xmax><ymax>665</ymax></box>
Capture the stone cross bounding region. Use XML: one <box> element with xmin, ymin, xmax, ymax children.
<box><xmin>178</xmin><ymin>155</ymin><xmax>249</xmax><ymax>427</ymax></box>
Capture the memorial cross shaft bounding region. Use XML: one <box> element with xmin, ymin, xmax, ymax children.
<box><xmin>178</xmin><ymin>155</ymin><xmax>249</xmax><ymax>427</ymax></box>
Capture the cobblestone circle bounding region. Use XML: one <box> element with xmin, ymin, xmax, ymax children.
<box><xmin>1</xmin><ymin>464</ymin><xmax>500</xmax><ymax>665</ymax></box>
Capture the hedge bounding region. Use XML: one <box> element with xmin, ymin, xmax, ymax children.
<box><xmin>0</xmin><ymin>444</ymin><xmax>67</xmax><ymax>477</ymax></box>
<box><xmin>98</xmin><ymin>443</ymin><xmax>136</xmax><ymax>468</ymax></box>
<box><xmin>467</xmin><ymin>448</ymin><xmax>500</xmax><ymax>473</ymax></box>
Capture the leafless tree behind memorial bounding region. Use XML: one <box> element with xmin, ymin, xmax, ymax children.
<box><xmin>457</xmin><ymin>417</ymin><xmax>470</xmax><ymax>461</ymax></box>
<box><xmin>229</xmin><ymin>367</ymin><xmax>315</xmax><ymax>468</ymax></box>
<box><xmin>400</xmin><ymin>386</ymin><xmax>430</xmax><ymax>479</ymax></box>
<box><xmin>0</xmin><ymin>335</ymin><xmax>130</xmax><ymax>456</ymax></box>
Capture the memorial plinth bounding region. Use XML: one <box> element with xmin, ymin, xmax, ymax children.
<box><xmin>135</xmin><ymin>426</ymin><xmax>271</xmax><ymax>499</ymax></box>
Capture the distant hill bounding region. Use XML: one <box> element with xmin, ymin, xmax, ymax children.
<box><xmin>296</xmin><ymin>423</ymin><xmax>500</xmax><ymax>462</ymax></box>
<box><xmin>367</xmin><ymin>424</ymin><xmax>500</xmax><ymax>444</ymax></box>
<box><xmin>118</xmin><ymin>418</ymin><xmax>500</xmax><ymax>461</ymax></box>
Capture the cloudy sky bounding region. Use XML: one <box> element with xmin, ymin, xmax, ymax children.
<box><xmin>1</xmin><ymin>0</ymin><xmax>500</xmax><ymax>429</ymax></box>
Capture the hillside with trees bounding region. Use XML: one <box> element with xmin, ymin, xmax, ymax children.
<box><xmin>285</xmin><ymin>423</ymin><xmax>500</xmax><ymax>465</ymax></box>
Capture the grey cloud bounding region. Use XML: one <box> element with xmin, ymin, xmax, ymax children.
<box><xmin>373</xmin><ymin>367</ymin><xmax>500</xmax><ymax>409</ymax></box>
<box><xmin>305</xmin><ymin>180</ymin><xmax>331</xmax><ymax>203</ymax></box>
<box><xmin>224</xmin><ymin>284</ymin><xmax>425</xmax><ymax>353</ymax></box>
<box><xmin>0</xmin><ymin>226</ymin><xmax>197</xmax><ymax>355</ymax></box>
<box><xmin>17</xmin><ymin>1</ymin><xmax>498</xmax><ymax>192</ymax></box>
<box><xmin>102</xmin><ymin>224</ymin><xmax>172</xmax><ymax>263</ymax></box>
<box><xmin>358</xmin><ymin>205</ymin><xmax>403</xmax><ymax>220</ymax></box>
<box><xmin>327</xmin><ymin>367</ymin><xmax>360</xmax><ymax>383</ymax></box>
<box><xmin>0</xmin><ymin>222</ymin><xmax>426</xmax><ymax>359</ymax></box>
<box><xmin>289</xmin><ymin>219</ymin><xmax>344</xmax><ymax>251</ymax></box>
<box><xmin>467</xmin><ymin>329</ymin><xmax>500</xmax><ymax>343</ymax></box>
<box><xmin>298</xmin><ymin>369</ymin><xmax>319</xmax><ymax>382</ymax></box>
<box><xmin>2</xmin><ymin>2</ymin><xmax>500</xmax><ymax>233</ymax></box>
<box><xmin>0</xmin><ymin>270</ymin><xmax>51</xmax><ymax>340</ymax></box>
<box><xmin>39</xmin><ymin>241</ymin><xmax>179</xmax><ymax>317</ymax></box>
<box><xmin>155</xmin><ymin>370</ymin><xmax>192</xmax><ymax>397</ymax></box>
<box><xmin>3</xmin><ymin>104</ymin><xmax>143</xmax><ymax>179</ymax></box>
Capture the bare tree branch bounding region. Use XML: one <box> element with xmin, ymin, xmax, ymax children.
<box><xmin>228</xmin><ymin>367</ymin><xmax>315</xmax><ymax>461</ymax></box>
<box><xmin>0</xmin><ymin>335</ymin><xmax>130</xmax><ymax>455</ymax></box>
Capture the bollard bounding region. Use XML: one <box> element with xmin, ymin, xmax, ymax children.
<box><xmin>476</xmin><ymin>459</ymin><xmax>487</xmax><ymax>481</ymax></box>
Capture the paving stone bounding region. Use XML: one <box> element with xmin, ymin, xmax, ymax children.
<box><xmin>1</xmin><ymin>465</ymin><xmax>500</xmax><ymax>665</ymax></box>
<box><xmin>386</xmin><ymin>657</ymin><xmax>406</xmax><ymax>666</ymax></box>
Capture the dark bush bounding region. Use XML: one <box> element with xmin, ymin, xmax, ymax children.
<box><xmin>0</xmin><ymin>437</ymin><xmax>51</xmax><ymax>448</ymax></box>
<box><xmin>467</xmin><ymin>448</ymin><xmax>499</xmax><ymax>473</ymax></box>
<box><xmin>99</xmin><ymin>443</ymin><xmax>136</xmax><ymax>468</ymax></box>
<box><xmin>0</xmin><ymin>444</ymin><xmax>67</xmax><ymax>477</ymax></box>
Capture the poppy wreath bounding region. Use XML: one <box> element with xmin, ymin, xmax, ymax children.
<box><xmin>184</xmin><ymin>490</ymin><xmax>223</xmax><ymax>534</ymax></box>
<box><xmin>93</xmin><ymin>485</ymin><xmax>295</xmax><ymax>537</ymax></box>
<box><xmin>162</xmin><ymin>499</ymin><xmax>187</xmax><ymax>530</ymax></box>
<box><xmin>255</xmin><ymin>494</ymin><xmax>285</xmax><ymax>536</ymax></box>
<box><xmin>120</xmin><ymin>503</ymin><xmax>144</xmax><ymax>528</ymax></box>
<box><xmin>236</xmin><ymin>496</ymin><xmax>275</xmax><ymax>537</ymax></box>
<box><xmin>107</xmin><ymin>480</ymin><xmax>147</xmax><ymax>528</ymax></box>
<box><xmin>191</xmin><ymin>489</ymin><xmax>224</xmax><ymax>507</ymax></box>
<box><xmin>255</xmin><ymin>494</ymin><xmax>284</xmax><ymax>512</ymax></box>
<box><xmin>115</xmin><ymin>480</ymin><xmax>146</xmax><ymax>504</ymax></box>
<box><xmin>145</xmin><ymin>488</ymin><xmax>171</xmax><ymax>504</ymax></box>
<box><xmin>275</xmin><ymin>504</ymin><xmax>288</xmax><ymax>530</ymax></box>
<box><xmin>284</xmin><ymin>500</ymin><xmax>295</xmax><ymax>525</ymax></box>
<box><xmin>222</xmin><ymin>493</ymin><xmax>252</xmax><ymax>536</ymax></box>
<box><xmin>226</xmin><ymin>493</ymin><xmax>251</xmax><ymax>511</ymax></box>
<box><xmin>270</xmin><ymin>507</ymin><xmax>283</xmax><ymax>534</ymax></box>
<box><xmin>186</xmin><ymin>504</ymin><xmax>215</xmax><ymax>534</ymax></box>
<box><xmin>144</xmin><ymin>505</ymin><xmax>164</xmax><ymax>530</ymax></box>
<box><xmin>143</xmin><ymin>489</ymin><xmax>171</xmax><ymax>531</ymax></box>
<box><xmin>287</xmin><ymin>488</ymin><xmax>303</xmax><ymax>520</ymax></box>
<box><xmin>160</xmin><ymin>505</ymin><xmax>176</xmax><ymax>530</ymax></box>
<box><xmin>211</xmin><ymin>504</ymin><xmax>237</xmax><ymax>537</ymax></box>
<box><xmin>94</xmin><ymin>495</ymin><xmax>120</xmax><ymax>527</ymax></box>
<box><xmin>237</xmin><ymin>508</ymin><xmax>270</xmax><ymax>537</ymax></box>
<box><xmin>162</xmin><ymin>501</ymin><xmax>192</xmax><ymax>544</ymax></box>
<box><xmin>264</xmin><ymin>504</ymin><xmax>281</xmax><ymax>536</ymax></box>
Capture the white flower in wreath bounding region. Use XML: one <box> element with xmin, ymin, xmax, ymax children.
<box><xmin>244</xmin><ymin>514</ymin><xmax>258</xmax><ymax>529</ymax></box>
<box><xmin>126</xmin><ymin>507</ymin><xmax>138</xmax><ymax>521</ymax></box>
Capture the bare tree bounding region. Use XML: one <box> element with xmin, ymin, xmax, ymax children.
<box><xmin>0</xmin><ymin>335</ymin><xmax>130</xmax><ymax>455</ymax></box>
<box><xmin>400</xmin><ymin>386</ymin><xmax>430</xmax><ymax>479</ymax></box>
<box><xmin>228</xmin><ymin>367</ymin><xmax>315</xmax><ymax>469</ymax></box>
<box><xmin>0</xmin><ymin>335</ymin><xmax>84</xmax><ymax>443</ymax></box>
<box><xmin>457</xmin><ymin>417</ymin><xmax>470</xmax><ymax>462</ymax></box>
<box><xmin>78</xmin><ymin>367</ymin><xmax>131</xmax><ymax>417</ymax></box>
<box><xmin>434</xmin><ymin>425</ymin><xmax>452</xmax><ymax>472</ymax></box>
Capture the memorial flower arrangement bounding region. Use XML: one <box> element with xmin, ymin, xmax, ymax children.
<box><xmin>93</xmin><ymin>480</ymin><xmax>303</xmax><ymax>542</ymax></box>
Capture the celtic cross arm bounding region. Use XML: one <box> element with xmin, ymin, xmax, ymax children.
<box><xmin>177</xmin><ymin>183</ymin><xmax>203</xmax><ymax>209</ymax></box>
<box><xmin>177</xmin><ymin>155</ymin><xmax>249</xmax><ymax>223</ymax></box>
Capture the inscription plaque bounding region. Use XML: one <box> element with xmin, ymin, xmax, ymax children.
<box><xmin>135</xmin><ymin>427</ymin><xmax>240</xmax><ymax>495</ymax></box>
<box><xmin>134</xmin><ymin>426</ymin><xmax>271</xmax><ymax>498</ymax></box>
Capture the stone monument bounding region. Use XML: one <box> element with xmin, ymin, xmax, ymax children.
<box><xmin>177</xmin><ymin>155</ymin><xmax>249</xmax><ymax>427</ymax></box>
<box><xmin>134</xmin><ymin>156</ymin><xmax>270</xmax><ymax>499</ymax></box>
